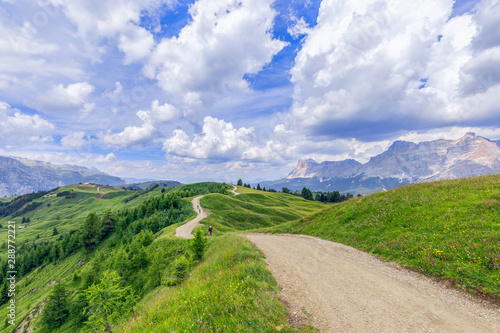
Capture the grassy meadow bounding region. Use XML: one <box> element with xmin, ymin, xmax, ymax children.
<box><xmin>199</xmin><ymin>186</ymin><xmax>327</xmax><ymax>234</ymax></box>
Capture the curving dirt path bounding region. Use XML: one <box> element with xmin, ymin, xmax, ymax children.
<box><xmin>175</xmin><ymin>196</ymin><xmax>207</xmax><ymax>239</ymax></box>
<box><xmin>230</xmin><ymin>185</ymin><xmax>240</xmax><ymax>196</ymax></box>
<box><xmin>244</xmin><ymin>233</ymin><xmax>500</xmax><ymax>332</ymax></box>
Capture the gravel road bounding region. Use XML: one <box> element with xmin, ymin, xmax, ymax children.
<box><xmin>175</xmin><ymin>196</ymin><xmax>206</xmax><ymax>239</ymax></box>
<box><xmin>244</xmin><ymin>233</ymin><xmax>500</xmax><ymax>332</ymax></box>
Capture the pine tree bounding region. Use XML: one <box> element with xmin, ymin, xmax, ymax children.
<box><xmin>40</xmin><ymin>282</ymin><xmax>69</xmax><ymax>329</ymax></box>
<box><xmin>81</xmin><ymin>212</ymin><xmax>100</xmax><ymax>251</ymax></box>
<box><xmin>332</xmin><ymin>191</ymin><xmax>341</xmax><ymax>203</ymax></box>
<box><xmin>52</xmin><ymin>227</ymin><xmax>59</xmax><ymax>236</ymax></box>
<box><xmin>0</xmin><ymin>281</ymin><xmax>9</xmax><ymax>305</ymax></box>
<box><xmin>146</xmin><ymin>251</ymin><xmax>163</xmax><ymax>289</ymax></box>
<box><xmin>100</xmin><ymin>210</ymin><xmax>117</xmax><ymax>239</ymax></box>
<box><xmin>257</xmin><ymin>183</ymin><xmax>262</xmax><ymax>191</ymax></box>
<box><xmin>191</xmin><ymin>227</ymin><xmax>207</xmax><ymax>261</ymax></box>
<box><xmin>84</xmin><ymin>270</ymin><xmax>135</xmax><ymax>332</ymax></box>
<box><xmin>49</xmin><ymin>244</ymin><xmax>58</xmax><ymax>262</ymax></box>
<box><xmin>301</xmin><ymin>187</ymin><xmax>313</xmax><ymax>200</ymax></box>
<box><xmin>237</xmin><ymin>179</ymin><xmax>243</xmax><ymax>186</ymax></box>
<box><xmin>148</xmin><ymin>214</ymin><xmax>160</xmax><ymax>233</ymax></box>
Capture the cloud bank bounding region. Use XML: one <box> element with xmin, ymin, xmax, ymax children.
<box><xmin>289</xmin><ymin>0</ymin><xmax>500</xmax><ymax>141</ymax></box>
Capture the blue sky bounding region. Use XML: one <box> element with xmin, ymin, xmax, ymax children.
<box><xmin>1</xmin><ymin>0</ymin><xmax>499</xmax><ymax>183</ymax></box>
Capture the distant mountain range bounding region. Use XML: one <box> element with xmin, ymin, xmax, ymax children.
<box><xmin>261</xmin><ymin>133</ymin><xmax>500</xmax><ymax>195</ymax></box>
<box><xmin>0</xmin><ymin>156</ymin><xmax>125</xmax><ymax>197</ymax></box>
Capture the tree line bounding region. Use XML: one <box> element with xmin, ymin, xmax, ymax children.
<box><xmin>0</xmin><ymin>190</ymin><xmax>50</xmax><ymax>218</ymax></box>
<box><xmin>236</xmin><ymin>179</ymin><xmax>356</xmax><ymax>202</ymax></box>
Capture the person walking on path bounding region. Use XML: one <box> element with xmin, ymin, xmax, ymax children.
<box><xmin>208</xmin><ymin>226</ymin><xmax>213</xmax><ymax>236</ymax></box>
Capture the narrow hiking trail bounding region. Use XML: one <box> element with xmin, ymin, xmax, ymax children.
<box><xmin>230</xmin><ymin>185</ymin><xmax>240</xmax><ymax>196</ymax></box>
<box><xmin>175</xmin><ymin>186</ymin><xmax>239</xmax><ymax>239</ymax></box>
<box><xmin>175</xmin><ymin>195</ymin><xmax>207</xmax><ymax>239</ymax></box>
<box><xmin>244</xmin><ymin>233</ymin><xmax>500</xmax><ymax>333</ymax></box>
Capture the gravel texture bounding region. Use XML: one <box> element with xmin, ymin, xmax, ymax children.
<box><xmin>244</xmin><ymin>233</ymin><xmax>500</xmax><ymax>333</ymax></box>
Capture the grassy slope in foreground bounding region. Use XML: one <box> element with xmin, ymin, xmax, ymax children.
<box><xmin>200</xmin><ymin>186</ymin><xmax>327</xmax><ymax>233</ymax></box>
<box><xmin>117</xmin><ymin>234</ymin><xmax>315</xmax><ymax>333</ymax></box>
<box><xmin>266</xmin><ymin>174</ymin><xmax>500</xmax><ymax>297</ymax></box>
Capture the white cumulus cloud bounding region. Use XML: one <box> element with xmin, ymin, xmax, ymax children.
<box><xmin>101</xmin><ymin>99</ymin><xmax>179</xmax><ymax>148</ymax></box>
<box><xmin>95</xmin><ymin>152</ymin><xmax>117</xmax><ymax>163</ymax></box>
<box><xmin>289</xmin><ymin>0</ymin><xmax>500</xmax><ymax>141</ymax></box>
<box><xmin>148</xmin><ymin>100</ymin><xmax>181</xmax><ymax>123</ymax></box>
<box><xmin>163</xmin><ymin>116</ymin><xmax>255</xmax><ymax>160</ymax></box>
<box><xmin>163</xmin><ymin>116</ymin><xmax>296</xmax><ymax>162</ymax></box>
<box><xmin>102</xmin><ymin>121</ymin><xmax>156</xmax><ymax>148</ymax></box>
<box><xmin>0</xmin><ymin>101</ymin><xmax>54</xmax><ymax>148</ymax></box>
<box><xmin>144</xmin><ymin>0</ymin><xmax>287</xmax><ymax>114</ymax></box>
<box><xmin>37</xmin><ymin>82</ymin><xmax>95</xmax><ymax>113</ymax></box>
<box><xmin>61</xmin><ymin>131</ymin><xmax>88</xmax><ymax>150</ymax></box>
<box><xmin>47</xmin><ymin>0</ymin><xmax>173</xmax><ymax>62</ymax></box>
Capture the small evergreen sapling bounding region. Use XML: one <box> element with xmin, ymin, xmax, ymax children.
<box><xmin>191</xmin><ymin>227</ymin><xmax>206</xmax><ymax>261</ymax></box>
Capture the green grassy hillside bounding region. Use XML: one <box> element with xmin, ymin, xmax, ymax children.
<box><xmin>9</xmin><ymin>176</ymin><xmax>498</xmax><ymax>332</ymax></box>
<box><xmin>0</xmin><ymin>182</ymin><xmax>328</xmax><ymax>332</ymax></box>
<box><xmin>200</xmin><ymin>186</ymin><xmax>327</xmax><ymax>233</ymax></box>
<box><xmin>0</xmin><ymin>184</ymin><xmax>174</xmax><ymax>242</ymax></box>
<box><xmin>266</xmin><ymin>175</ymin><xmax>500</xmax><ymax>298</ymax></box>
<box><xmin>0</xmin><ymin>182</ymin><xmax>234</xmax><ymax>332</ymax></box>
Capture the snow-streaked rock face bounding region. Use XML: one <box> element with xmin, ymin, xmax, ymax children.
<box><xmin>288</xmin><ymin>133</ymin><xmax>500</xmax><ymax>184</ymax></box>
<box><xmin>0</xmin><ymin>156</ymin><xmax>125</xmax><ymax>197</ymax></box>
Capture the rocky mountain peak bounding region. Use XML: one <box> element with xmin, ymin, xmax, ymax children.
<box><xmin>285</xmin><ymin>134</ymin><xmax>500</xmax><ymax>192</ymax></box>
<box><xmin>288</xmin><ymin>158</ymin><xmax>362</xmax><ymax>179</ymax></box>
<box><xmin>288</xmin><ymin>158</ymin><xmax>319</xmax><ymax>178</ymax></box>
<box><xmin>388</xmin><ymin>140</ymin><xmax>415</xmax><ymax>149</ymax></box>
